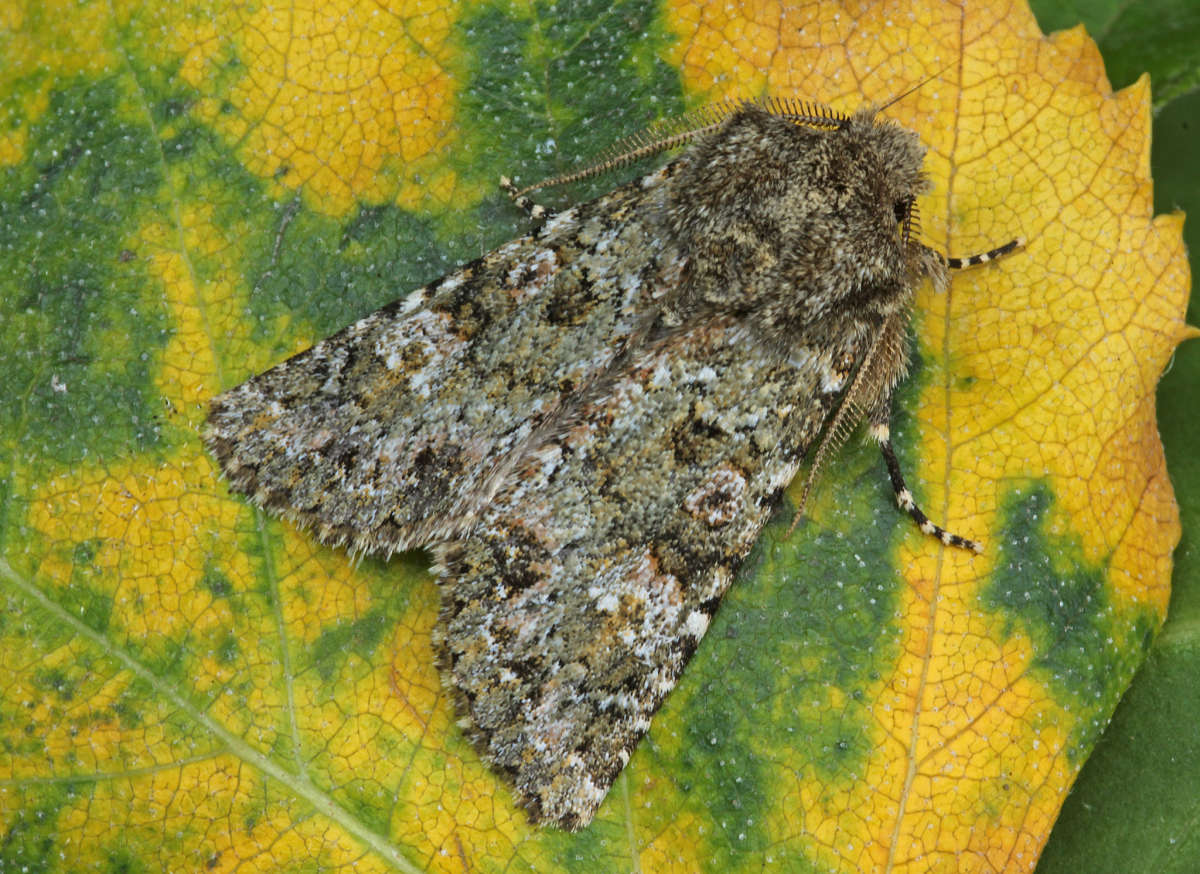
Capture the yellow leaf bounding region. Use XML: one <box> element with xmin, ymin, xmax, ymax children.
<box><xmin>0</xmin><ymin>0</ymin><xmax>1189</xmax><ymax>871</ymax></box>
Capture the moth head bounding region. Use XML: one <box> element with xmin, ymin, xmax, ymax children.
<box><xmin>848</xmin><ymin>108</ymin><xmax>932</xmax><ymax>236</ymax></box>
<box><xmin>663</xmin><ymin>101</ymin><xmax>938</xmax><ymax>337</ymax></box>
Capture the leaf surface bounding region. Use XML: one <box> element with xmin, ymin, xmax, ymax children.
<box><xmin>1027</xmin><ymin>0</ymin><xmax>1200</xmax><ymax>869</ymax></box>
<box><xmin>0</xmin><ymin>0</ymin><xmax>1190</xmax><ymax>872</ymax></box>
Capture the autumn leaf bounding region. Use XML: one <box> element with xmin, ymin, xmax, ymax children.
<box><xmin>1025</xmin><ymin>0</ymin><xmax>1200</xmax><ymax>868</ymax></box>
<box><xmin>0</xmin><ymin>0</ymin><xmax>1191</xmax><ymax>872</ymax></box>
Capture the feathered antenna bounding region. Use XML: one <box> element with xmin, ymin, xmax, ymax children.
<box><xmin>758</xmin><ymin>95</ymin><xmax>849</xmax><ymax>129</ymax></box>
<box><xmin>506</xmin><ymin>101</ymin><xmax>740</xmax><ymax>199</ymax></box>
<box><xmin>903</xmin><ymin>198</ymin><xmax>921</xmax><ymax>246</ymax></box>
<box><xmin>506</xmin><ymin>96</ymin><xmax>853</xmax><ymax>200</ymax></box>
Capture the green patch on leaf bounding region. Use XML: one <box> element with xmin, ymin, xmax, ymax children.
<box><xmin>0</xmin><ymin>783</ymin><xmax>80</xmax><ymax>874</ymax></box>
<box><xmin>59</xmin><ymin>578</ymin><xmax>114</xmax><ymax>635</ymax></box>
<box><xmin>456</xmin><ymin>0</ymin><xmax>686</xmax><ymax>205</ymax></box>
<box><xmin>101</xmin><ymin>846</ymin><xmax>150</xmax><ymax>874</ymax></box>
<box><xmin>309</xmin><ymin>609</ymin><xmax>392</xmax><ymax>683</ymax></box>
<box><xmin>201</xmin><ymin>565</ymin><xmax>234</xmax><ymax>599</ymax></box>
<box><xmin>661</xmin><ymin>435</ymin><xmax>907</xmax><ymax>867</ymax></box>
<box><xmin>0</xmin><ymin>78</ymin><xmax>170</xmax><ymax>472</ymax></box>
<box><xmin>214</xmin><ymin>629</ymin><xmax>240</xmax><ymax>665</ymax></box>
<box><xmin>984</xmin><ymin>483</ymin><xmax>1159</xmax><ymax>759</ymax></box>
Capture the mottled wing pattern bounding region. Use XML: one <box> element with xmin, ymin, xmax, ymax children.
<box><xmin>434</xmin><ymin>316</ymin><xmax>867</xmax><ymax>829</ymax></box>
<box><xmin>205</xmin><ymin>172</ymin><xmax>676</xmax><ymax>555</ymax></box>
<box><xmin>204</xmin><ymin>101</ymin><xmax>963</xmax><ymax>830</ymax></box>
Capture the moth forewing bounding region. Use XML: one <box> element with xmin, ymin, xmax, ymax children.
<box><xmin>204</xmin><ymin>97</ymin><xmax>1020</xmax><ymax>829</ymax></box>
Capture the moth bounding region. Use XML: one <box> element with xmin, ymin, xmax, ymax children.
<box><xmin>204</xmin><ymin>96</ymin><xmax>1019</xmax><ymax>830</ymax></box>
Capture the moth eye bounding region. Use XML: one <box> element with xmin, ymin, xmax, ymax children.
<box><xmin>893</xmin><ymin>197</ymin><xmax>913</xmax><ymax>224</ymax></box>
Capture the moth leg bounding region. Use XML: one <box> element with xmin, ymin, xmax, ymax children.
<box><xmin>786</xmin><ymin>310</ymin><xmax>903</xmax><ymax>538</ymax></box>
<box><xmin>866</xmin><ymin>412</ymin><xmax>983</xmax><ymax>554</ymax></box>
<box><xmin>944</xmin><ymin>237</ymin><xmax>1024</xmax><ymax>269</ymax></box>
<box><xmin>500</xmin><ymin>175</ymin><xmax>556</xmax><ymax>222</ymax></box>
